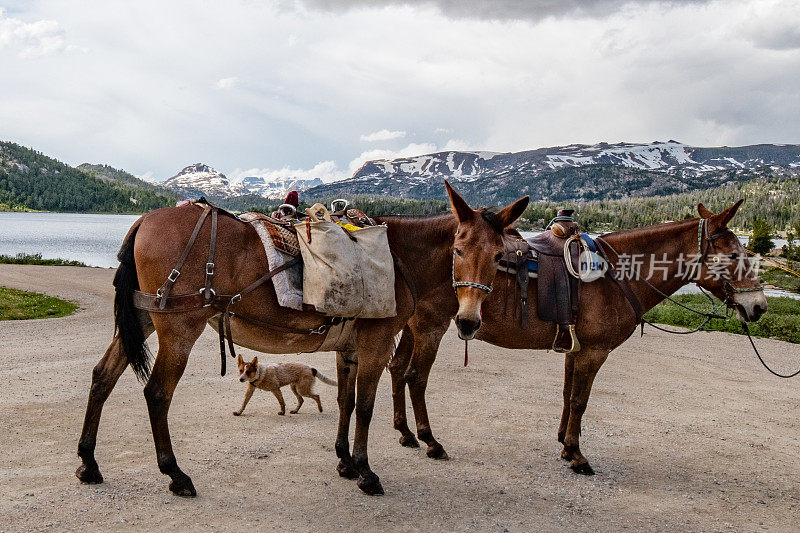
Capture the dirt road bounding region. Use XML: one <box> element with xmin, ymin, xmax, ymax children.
<box><xmin>1</xmin><ymin>264</ymin><xmax>798</xmax><ymax>531</ymax></box>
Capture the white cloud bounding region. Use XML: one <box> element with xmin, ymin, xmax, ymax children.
<box><xmin>215</xmin><ymin>76</ymin><xmax>239</xmax><ymax>89</ymax></box>
<box><xmin>136</xmin><ymin>170</ymin><xmax>157</xmax><ymax>183</ymax></box>
<box><xmin>359</xmin><ymin>129</ymin><xmax>406</xmax><ymax>142</ymax></box>
<box><xmin>0</xmin><ymin>8</ymin><xmax>73</xmax><ymax>57</ymax></box>
<box><xmin>443</xmin><ymin>139</ymin><xmax>476</xmax><ymax>151</ymax></box>
<box><xmin>741</xmin><ymin>0</ymin><xmax>800</xmax><ymax>50</ymax></box>
<box><xmin>229</xmin><ymin>160</ymin><xmax>347</xmax><ymax>184</ymax></box>
<box><xmin>1</xmin><ymin>1</ymin><xmax>798</xmax><ymax>181</ymax></box>
<box><xmin>225</xmin><ymin>142</ymin><xmax>442</xmax><ymax>185</ymax></box>
<box><xmin>347</xmin><ymin>142</ymin><xmax>438</xmax><ymax>174</ymax></box>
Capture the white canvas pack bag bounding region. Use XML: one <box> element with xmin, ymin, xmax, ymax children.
<box><xmin>295</xmin><ymin>206</ymin><xmax>396</xmax><ymax>318</ymax></box>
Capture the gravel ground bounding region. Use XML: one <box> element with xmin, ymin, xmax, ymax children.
<box><xmin>1</xmin><ymin>264</ymin><xmax>798</xmax><ymax>532</ymax></box>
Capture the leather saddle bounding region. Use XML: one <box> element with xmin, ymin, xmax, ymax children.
<box><xmin>500</xmin><ymin>209</ymin><xmax>582</xmax><ymax>354</ymax></box>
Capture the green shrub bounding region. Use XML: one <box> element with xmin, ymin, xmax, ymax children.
<box><xmin>643</xmin><ymin>294</ymin><xmax>800</xmax><ymax>344</ymax></box>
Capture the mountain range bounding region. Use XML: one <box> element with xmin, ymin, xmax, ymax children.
<box><xmin>3</xmin><ymin>139</ymin><xmax>800</xmax><ymax>215</ymax></box>
<box><xmin>304</xmin><ymin>141</ymin><xmax>800</xmax><ymax>204</ymax></box>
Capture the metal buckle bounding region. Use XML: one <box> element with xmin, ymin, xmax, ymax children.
<box><xmin>311</xmin><ymin>325</ymin><xmax>327</xmax><ymax>335</ymax></box>
<box><xmin>205</xmin><ymin>262</ymin><xmax>215</xmax><ymax>275</ymax></box>
<box><xmin>199</xmin><ymin>287</ymin><xmax>216</xmax><ymax>306</ymax></box>
<box><xmin>168</xmin><ymin>269</ymin><xmax>180</xmax><ymax>282</ymax></box>
<box><xmin>156</xmin><ymin>288</ymin><xmax>164</xmax><ymax>298</ymax></box>
<box><xmin>230</xmin><ymin>294</ymin><xmax>242</xmax><ymax>304</ymax></box>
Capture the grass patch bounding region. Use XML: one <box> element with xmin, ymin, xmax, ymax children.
<box><xmin>643</xmin><ymin>293</ymin><xmax>800</xmax><ymax>344</ymax></box>
<box><xmin>759</xmin><ymin>266</ymin><xmax>800</xmax><ymax>294</ymax></box>
<box><xmin>0</xmin><ymin>286</ymin><xmax>78</xmax><ymax>320</ymax></box>
<box><xmin>0</xmin><ymin>252</ymin><xmax>86</xmax><ymax>266</ymax></box>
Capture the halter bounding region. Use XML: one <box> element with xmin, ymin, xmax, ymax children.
<box><xmin>697</xmin><ymin>218</ymin><xmax>764</xmax><ymax>297</ymax></box>
<box><xmin>452</xmin><ymin>251</ymin><xmax>493</xmax><ymax>294</ymax></box>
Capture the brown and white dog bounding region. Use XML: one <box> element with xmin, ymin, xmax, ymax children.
<box><xmin>233</xmin><ymin>354</ymin><xmax>337</xmax><ymax>416</ymax></box>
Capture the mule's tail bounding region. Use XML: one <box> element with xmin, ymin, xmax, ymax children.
<box><xmin>113</xmin><ymin>218</ymin><xmax>152</xmax><ymax>382</ymax></box>
<box><xmin>312</xmin><ymin>368</ymin><xmax>337</xmax><ymax>386</ymax></box>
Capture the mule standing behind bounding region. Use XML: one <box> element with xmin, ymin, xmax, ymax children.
<box><xmin>389</xmin><ymin>201</ymin><xmax>767</xmax><ymax>474</ymax></box>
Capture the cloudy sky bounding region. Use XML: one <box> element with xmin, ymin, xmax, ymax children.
<box><xmin>1</xmin><ymin>0</ymin><xmax>798</xmax><ymax>183</ymax></box>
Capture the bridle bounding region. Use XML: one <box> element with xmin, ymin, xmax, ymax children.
<box><xmin>452</xmin><ymin>250</ymin><xmax>494</xmax><ymax>294</ymax></box>
<box><xmin>696</xmin><ymin>218</ymin><xmax>764</xmax><ymax>302</ymax></box>
<box><xmin>450</xmin><ymin>221</ymin><xmax>496</xmax><ymax>295</ymax></box>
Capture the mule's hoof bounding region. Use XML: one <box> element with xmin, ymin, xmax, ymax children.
<box><xmin>75</xmin><ymin>464</ymin><xmax>103</xmax><ymax>484</ymax></box>
<box><xmin>337</xmin><ymin>460</ymin><xmax>358</xmax><ymax>480</ymax></box>
<box><xmin>357</xmin><ymin>472</ymin><xmax>384</xmax><ymax>495</ymax></box>
<box><xmin>232</xmin><ymin>411</ymin><xmax>241</xmax><ymax>416</ymax></box>
<box><xmin>290</xmin><ymin>410</ymin><xmax>299</xmax><ymax>414</ymax></box>
<box><xmin>426</xmin><ymin>444</ymin><xmax>449</xmax><ymax>460</ymax></box>
<box><xmin>560</xmin><ymin>448</ymin><xmax>573</xmax><ymax>461</ymax></box>
<box><xmin>169</xmin><ymin>476</ymin><xmax>197</xmax><ymax>497</ymax></box>
<box><xmin>399</xmin><ymin>434</ymin><xmax>420</xmax><ymax>448</ymax></box>
<box><xmin>570</xmin><ymin>461</ymin><xmax>595</xmax><ymax>476</ymax></box>
<box><xmin>278</xmin><ymin>411</ymin><xmax>285</xmax><ymax>416</ymax></box>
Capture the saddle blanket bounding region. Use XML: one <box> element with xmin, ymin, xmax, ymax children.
<box><xmin>498</xmin><ymin>233</ymin><xmax>600</xmax><ymax>279</ymax></box>
<box><xmin>239</xmin><ymin>212</ymin><xmax>304</xmax><ymax>310</ymax></box>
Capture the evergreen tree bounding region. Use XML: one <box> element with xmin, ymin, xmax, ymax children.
<box><xmin>750</xmin><ymin>219</ymin><xmax>775</xmax><ymax>255</ymax></box>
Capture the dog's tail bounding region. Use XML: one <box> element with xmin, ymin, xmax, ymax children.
<box><xmin>312</xmin><ymin>368</ymin><xmax>337</xmax><ymax>386</ymax></box>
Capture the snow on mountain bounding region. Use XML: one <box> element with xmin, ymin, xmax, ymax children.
<box><xmin>163</xmin><ymin>163</ymin><xmax>247</xmax><ymax>197</ymax></box>
<box><xmin>345</xmin><ymin>141</ymin><xmax>800</xmax><ymax>185</ymax></box>
<box><xmin>307</xmin><ymin>141</ymin><xmax>800</xmax><ymax>204</ymax></box>
<box><xmin>240</xmin><ymin>176</ymin><xmax>324</xmax><ymax>199</ymax></box>
<box><xmin>160</xmin><ymin>142</ymin><xmax>800</xmax><ymax>205</ymax></box>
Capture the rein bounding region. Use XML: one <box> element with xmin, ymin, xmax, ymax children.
<box><xmin>596</xmin><ymin>219</ymin><xmax>741</xmax><ymax>326</ymax></box>
<box><xmin>599</xmin><ymin>219</ymin><xmax>799</xmax><ymax>378</ymax></box>
<box><xmin>741</xmin><ymin>323</ymin><xmax>800</xmax><ymax>378</ymax></box>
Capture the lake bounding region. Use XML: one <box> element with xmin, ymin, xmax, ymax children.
<box><xmin>0</xmin><ymin>212</ymin><xmax>140</xmax><ymax>268</ymax></box>
<box><xmin>0</xmin><ymin>212</ymin><xmax>797</xmax><ymax>299</ymax></box>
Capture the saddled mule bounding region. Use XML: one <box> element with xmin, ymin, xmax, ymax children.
<box><xmin>389</xmin><ymin>200</ymin><xmax>767</xmax><ymax>472</ymax></box>
<box><xmin>75</xmin><ymin>181</ymin><xmax>529</xmax><ymax>496</ymax></box>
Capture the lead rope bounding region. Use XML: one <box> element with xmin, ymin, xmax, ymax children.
<box><xmin>464</xmin><ymin>339</ymin><xmax>469</xmax><ymax>367</ymax></box>
<box><xmin>742</xmin><ymin>322</ymin><xmax>800</xmax><ymax>378</ymax></box>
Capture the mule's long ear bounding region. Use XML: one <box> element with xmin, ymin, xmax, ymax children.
<box><xmin>444</xmin><ymin>180</ymin><xmax>474</xmax><ymax>223</ymax></box>
<box><xmin>697</xmin><ymin>203</ymin><xmax>714</xmax><ymax>219</ymax></box>
<box><xmin>714</xmin><ymin>198</ymin><xmax>744</xmax><ymax>229</ymax></box>
<box><xmin>252</xmin><ymin>356</ymin><xmax>258</xmax><ymax>365</ymax></box>
<box><xmin>497</xmin><ymin>196</ymin><xmax>530</xmax><ymax>228</ymax></box>
<box><xmin>237</xmin><ymin>353</ymin><xmax>243</xmax><ymax>365</ymax></box>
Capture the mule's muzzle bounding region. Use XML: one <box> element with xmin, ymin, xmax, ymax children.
<box><xmin>239</xmin><ymin>377</ymin><xmax>245</xmax><ymax>382</ymax></box>
<box><xmin>736</xmin><ymin>302</ymin><xmax>766</xmax><ymax>323</ymax></box>
<box><xmin>733</xmin><ymin>291</ymin><xmax>768</xmax><ymax>322</ymax></box>
<box><xmin>455</xmin><ymin>316</ymin><xmax>481</xmax><ymax>340</ymax></box>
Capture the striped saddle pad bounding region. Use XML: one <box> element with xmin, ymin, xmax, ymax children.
<box><xmin>239</xmin><ymin>213</ymin><xmax>301</xmax><ymax>256</ymax></box>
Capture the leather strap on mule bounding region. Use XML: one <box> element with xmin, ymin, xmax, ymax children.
<box><xmin>156</xmin><ymin>204</ymin><xmax>212</xmax><ymax>309</ymax></box>
<box><xmin>594</xmin><ymin>237</ymin><xmax>644</xmax><ymax>324</ymax></box>
<box><xmin>217</xmin><ymin>257</ymin><xmax>302</xmax><ymax>366</ymax></box>
<box><xmin>203</xmin><ymin>208</ymin><xmax>218</xmax><ymax>305</ymax></box>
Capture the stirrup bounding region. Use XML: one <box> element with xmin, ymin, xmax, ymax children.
<box><xmin>552</xmin><ymin>324</ymin><xmax>581</xmax><ymax>354</ymax></box>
